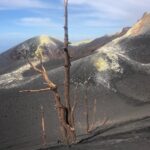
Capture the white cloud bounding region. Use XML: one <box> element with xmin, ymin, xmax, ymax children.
<box><xmin>0</xmin><ymin>0</ymin><xmax>51</xmax><ymax>9</ymax></box>
<box><xmin>18</xmin><ymin>17</ymin><xmax>59</xmax><ymax>27</ymax></box>
<box><xmin>68</xmin><ymin>0</ymin><xmax>87</xmax><ymax>5</ymax></box>
<box><xmin>69</xmin><ymin>0</ymin><xmax>126</xmax><ymax>18</ymax></box>
<box><xmin>84</xmin><ymin>20</ymin><xmax>124</xmax><ymax>28</ymax></box>
<box><xmin>1</xmin><ymin>32</ymin><xmax>24</xmax><ymax>36</ymax></box>
<box><xmin>69</xmin><ymin>0</ymin><xmax>150</xmax><ymax>22</ymax></box>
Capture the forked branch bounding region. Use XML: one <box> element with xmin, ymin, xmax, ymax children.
<box><xmin>20</xmin><ymin>0</ymin><xmax>77</xmax><ymax>144</ymax></box>
<box><xmin>19</xmin><ymin>88</ymin><xmax>50</xmax><ymax>93</ymax></box>
<box><xmin>27</xmin><ymin>57</ymin><xmax>42</xmax><ymax>73</ymax></box>
<box><xmin>21</xmin><ymin>50</ymin><xmax>76</xmax><ymax>144</ymax></box>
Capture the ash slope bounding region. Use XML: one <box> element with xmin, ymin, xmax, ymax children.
<box><xmin>70</xmin><ymin>27</ymin><xmax>130</xmax><ymax>58</ymax></box>
<box><xmin>0</xmin><ymin>13</ymin><xmax>150</xmax><ymax>150</ymax></box>
<box><xmin>0</xmin><ymin>35</ymin><xmax>64</xmax><ymax>75</ymax></box>
<box><xmin>0</xmin><ymin>27</ymin><xmax>129</xmax><ymax>76</ymax></box>
<box><xmin>94</xmin><ymin>12</ymin><xmax>150</xmax><ymax>103</ymax></box>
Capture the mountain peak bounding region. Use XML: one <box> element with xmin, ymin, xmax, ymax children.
<box><xmin>38</xmin><ymin>35</ymin><xmax>56</xmax><ymax>45</ymax></box>
<box><xmin>126</xmin><ymin>12</ymin><xmax>150</xmax><ymax>36</ymax></box>
<box><xmin>142</xmin><ymin>12</ymin><xmax>149</xmax><ymax>18</ymax></box>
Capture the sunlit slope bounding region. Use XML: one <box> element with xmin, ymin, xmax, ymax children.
<box><xmin>0</xmin><ymin>35</ymin><xmax>64</xmax><ymax>75</ymax></box>
<box><xmin>126</xmin><ymin>12</ymin><xmax>150</xmax><ymax>36</ymax></box>
<box><xmin>70</xmin><ymin>27</ymin><xmax>130</xmax><ymax>58</ymax></box>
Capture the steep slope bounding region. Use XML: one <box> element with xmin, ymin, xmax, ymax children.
<box><xmin>70</xmin><ymin>27</ymin><xmax>130</xmax><ymax>58</ymax></box>
<box><xmin>92</xmin><ymin>12</ymin><xmax>150</xmax><ymax>104</ymax></box>
<box><xmin>0</xmin><ymin>35</ymin><xmax>64</xmax><ymax>75</ymax></box>
<box><xmin>126</xmin><ymin>12</ymin><xmax>150</xmax><ymax>36</ymax></box>
<box><xmin>120</xmin><ymin>12</ymin><xmax>150</xmax><ymax>63</ymax></box>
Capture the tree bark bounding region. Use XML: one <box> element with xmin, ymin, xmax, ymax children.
<box><xmin>84</xmin><ymin>88</ymin><xmax>90</xmax><ymax>133</ymax></box>
<box><xmin>53</xmin><ymin>88</ymin><xmax>75</xmax><ymax>144</ymax></box>
<box><xmin>24</xmin><ymin>57</ymin><xmax>76</xmax><ymax>144</ymax></box>
<box><xmin>63</xmin><ymin>0</ymin><xmax>76</xmax><ymax>142</ymax></box>
<box><xmin>40</xmin><ymin>105</ymin><xmax>46</xmax><ymax>146</ymax></box>
<box><xmin>64</xmin><ymin>0</ymin><xmax>71</xmax><ymax>119</ymax></box>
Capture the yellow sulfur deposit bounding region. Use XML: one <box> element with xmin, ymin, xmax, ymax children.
<box><xmin>35</xmin><ymin>35</ymin><xmax>55</xmax><ymax>57</ymax></box>
<box><xmin>94</xmin><ymin>49</ymin><xmax>122</xmax><ymax>73</ymax></box>
<box><xmin>94</xmin><ymin>58</ymin><xmax>109</xmax><ymax>71</ymax></box>
<box><xmin>39</xmin><ymin>35</ymin><xmax>53</xmax><ymax>45</ymax></box>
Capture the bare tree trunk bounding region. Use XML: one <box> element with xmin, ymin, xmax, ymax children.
<box><xmin>63</xmin><ymin>0</ymin><xmax>76</xmax><ymax>140</ymax></box>
<box><xmin>88</xmin><ymin>98</ymin><xmax>97</xmax><ymax>131</ymax></box>
<box><xmin>53</xmin><ymin>88</ymin><xmax>75</xmax><ymax>144</ymax></box>
<box><xmin>84</xmin><ymin>88</ymin><xmax>90</xmax><ymax>133</ymax></box>
<box><xmin>40</xmin><ymin>105</ymin><xmax>46</xmax><ymax>146</ymax></box>
<box><xmin>64</xmin><ymin>0</ymin><xmax>71</xmax><ymax>119</ymax></box>
<box><xmin>92</xmin><ymin>99</ymin><xmax>97</xmax><ymax>128</ymax></box>
<box><xmin>41</xmin><ymin>67</ymin><xmax>75</xmax><ymax>143</ymax></box>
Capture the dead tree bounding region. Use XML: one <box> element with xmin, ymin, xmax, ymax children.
<box><xmin>63</xmin><ymin>0</ymin><xmax>76</xmax><ymax>140</ymax></box>
<box><xmin>20</xmin><ymin>0</ymin><xmax>76</xmax><ymax>144</ymax></box>
<box><xmin>93</xmin><ymin>99</ymin><xmax>97</xmax><ymax>126</ymax></box>
<box><xmin>64</xmin><ymin>0</ymin><xmax>71</xmax><ymax>124</ymax></box>
<box><xmin>20</xmin><ymin>56</ymin><xmax>75</xmax><ymax>144</ymax></box>
<box><xmin>40</xmin><ymin>105</ymin><xmax>46</xmax><ymax>146</ymax></box>
<box><xmin>84</xmin><ymin>87</ymin><xmax>90</xmax><ymax>133</ymax></box>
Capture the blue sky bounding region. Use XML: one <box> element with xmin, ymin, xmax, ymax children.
<box><xmin>0</xmin><ymin>0</ymin><xmax>150</xmax><ymax>53</ymax></box>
